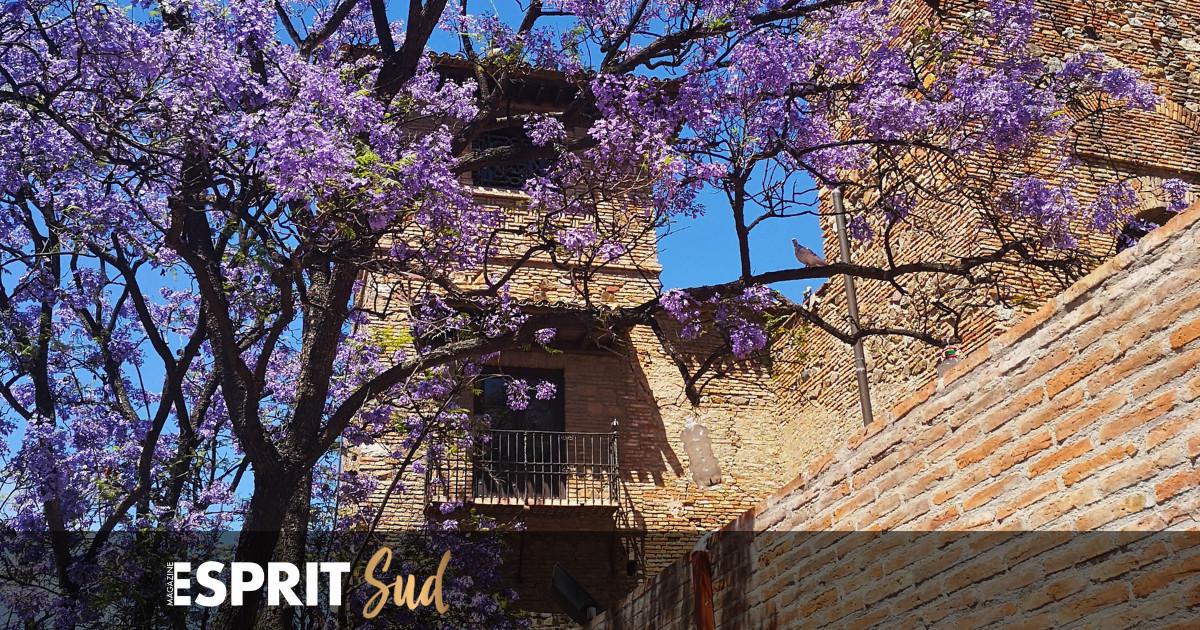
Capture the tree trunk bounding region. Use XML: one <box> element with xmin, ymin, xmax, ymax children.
<box><xmin>214</xmin><ymin>479</ymin><xmax>292</xmax><ymax>630</ymax></box>
<box><xmin>258</xmin><ymin>471</ymin><xmax>313</xmax><ymax>630</ymax></box>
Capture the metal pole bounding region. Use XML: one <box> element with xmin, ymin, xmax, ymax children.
<box><xmin>831</xmin><ymin>188</ymin><xmax>874</xmax><ymax>426</ymax></box>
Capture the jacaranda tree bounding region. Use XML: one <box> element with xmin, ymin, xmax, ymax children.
<box><xmin>0</xmin><ymin>0</ymin><xmax>1185</xmax><ymax>625</ymax></box>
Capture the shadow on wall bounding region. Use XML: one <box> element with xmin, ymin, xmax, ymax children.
<box><xmin>709</xmin><ymin>514</ymin><xmax>775</xmax><ymax>629</ymax></box>
<box><xmin>585</xmin><ymin>511</ymin><xmax>785</xmax><ymax>630</ymax></box>
<box><xmin>617</xmin><ymin>327</ymin><xmax>685</xmax><ymax>489</ymax></box>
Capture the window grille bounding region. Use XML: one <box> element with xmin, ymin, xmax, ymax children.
<box><xmin>471</xmin><ymin>129</ymin><xmax>552</xmax><ymax>189</ymax></box>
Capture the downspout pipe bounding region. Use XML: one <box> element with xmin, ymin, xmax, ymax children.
<box><xmin>691</xmin><ymin>532</ymin><xmax>715</xmax><ymax>630</ymax></box>
<box><xmin>831</xmin><ymin>188</ymin><xmax>875</xmax><ymax>426</ymax></box>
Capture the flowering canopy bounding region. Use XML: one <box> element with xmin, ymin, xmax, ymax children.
<box><xmin>0</xmin><ymin>0</ymin><xmax>1183</xmax><ymax>624</ymax></box>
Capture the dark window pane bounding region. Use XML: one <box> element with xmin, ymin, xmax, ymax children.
<box><xmin>1118</xmin><ymin>206</ymin><xmax>1173</xmax><ymax>253</ymax></box>
<box><xmin>470</xmin><ymin>129</ymin><xmax>553</xmax><ymax>190</ymax></box>
<box><xmin>473</xmin><ymin>368</ymin><xmax>566</xmax><ymax>500</ymax></box>
<box><xmin>475</xmin><ymin>367</ymin><xmax>564</xmax><ymax>431</ymax></box>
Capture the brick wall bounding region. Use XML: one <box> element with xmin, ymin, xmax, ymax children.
<box><xmin>588</xmin><ymin>200</ymin><xmax>1200</xmax><ymax>629</ymax></box>
<box><xmin>353</xmin><ymin>183</ymin><xmax>798</xmax><ymax>616</ymax></box>
<box><xmin>349</xmin><ymin>317</ymin><xmax>795</xmax><ymax>613</ymax></box>
<box><xmin>771</xmin><ymin>0</ymin><xmax>1200</xmax><ymax>479</ymax></box>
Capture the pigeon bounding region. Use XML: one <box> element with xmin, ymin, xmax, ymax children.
<box><xmin>792</xmin><ymin>239</ymin><xmax>827</xmax><ymax>267</ymax></box>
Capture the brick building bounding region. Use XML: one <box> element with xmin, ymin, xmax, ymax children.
<box><xmin>589</xmin><ymin>199</ymin><xmax>1200</xmax><ymax>629</ymax></box>
<box><xmin>771</xmin><ymin>0</ymin><xmax>1200</xmax><ymax>480</ymax></box>
<box><xmin>352</xmin><ymin>1</ymin><xmax>1200</xmax><ymax>623</ymax></box>
<box><xmin>348</xmin><ymin>58</ymin><xmax>795</xmax><ymax>622</ymax></box>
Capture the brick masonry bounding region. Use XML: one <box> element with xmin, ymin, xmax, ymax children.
<box><xmin>771</xmin><ymin>0</ymin><xmax>1200</xmax><ymax>480</ymax></box>
<box><xmin>351</xmin><ymin>5</ymin><xmax>1200</xmax><ymax>619</ymax></box>
<box><xmin>587</xmin><ymin>200</ymin><xmax>1200</xmax><ymax>628</ymax></box>
<box><xmin>353</xmin><ymin>187</ymin><xmax>798</xmax><ymax>614</ymax></box>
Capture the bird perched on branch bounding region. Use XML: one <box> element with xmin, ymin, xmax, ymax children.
<box><xmin>792</xmin><ymin>239</ymin><xmax>827</xmax><ymax>267</ymax></box>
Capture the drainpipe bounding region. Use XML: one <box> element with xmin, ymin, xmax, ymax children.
<box><xmin>691</xmin><ymin>532</ymin><xmax>715</xmax><ymax>630</ymax></box>
<box><xmin>831</xmin><ymin>188</ymin><xmax>874</xmax><ymax>426</ymax></box>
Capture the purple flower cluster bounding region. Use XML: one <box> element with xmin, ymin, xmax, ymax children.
<box><xmin>662</xmin><ymin>289</ymin><xmax>704</xmax><ymax>340</ymax></box>
<box><xmin>1056</xmin><ymin>53</ymin><xmax>1158</xmax><ymax>110</ymax></box>
<box><xmin>1005</xmin><ymin>176</ymin><xmax>1082</xmax><ymax>249</ymax></box>
<box><xmin>506</xmin><ymin>379</ymin><xmax>530</xmax><ymax>411</ymax></box>
<box><xmin>598</xmin><ymin>241</ymin><xmax>628</xmax><ymax>262</ymax></box>
<box><xmin>559</xmin><ymin>225</ymin><xmax>599</xmax><ymax>254</ymax></box>
<box><xmin>534</xmin><ymin>327</ymin><xmax>557</xmax><ymax>345</ymax></box>
<box><xmin>720</xmin><ymin>286</ymin><xmax>778</xmax><ymax>358</ymax></box>
<box><xmin>1162</xmin><ymin>179</ymin><xmax>1190</xmax><ymax>213</ymax></box>
<box><xmin>848</xmin><ymin>214</ymin><xmax>874</xmax><ymax>242</ymax></box>
<box><xmin>534</xmin><ymin>380</ymin><xmax>558</xmax><ymax>400</ymax></box>
<box><xmin>1090</xmin><ymin>181</ymin><xmax>1141</xmax><ymax>234</ymax></box>
<box><xmin>525</xmin><ymin>114</ymin><xmax>567</xmax><ymax>146</ymax></box>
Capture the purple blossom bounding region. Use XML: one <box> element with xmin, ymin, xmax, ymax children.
<box><xmin>883</xmin><ymin>193</ymin><xmax>915</xmax><ymax>223</ymax></box>
<box><xmin>737</xmin><ymin>285</ymin><xmax>777</xmax><ymax>311</ymax></box>
<box><xmin>1162</xmin><ymin>179</ymin><xmax>1189</xmax><ymax>213</ymax></box>
<box><xmin>598</xmin><ymin>241</ymin><xmax>628</xmax><ymax>262</ymax></box>
<box><xmin>1099</xmin><ymin>67</ymin><xmax>1158</xmax><ymax>110</ymax></box>
<box><xmin>506</xmin><ymin>379</ymin><xmax>530</xmax><ymax>411</ymax></box>
<box><xmin>1090</xmin><ymin>181</ymin><xmax>1140</xmax><ymax>234</ymax></box>
<box><xmin>534</xmin><ymin>380</ymin><xmax>557</xmax><ymax>400</ymax></box>
<box><xmin>848</xmin><ymin>214</ymin><xmax>874</xmax><ymax>242</ymax></box>
<box><xmin>727</xmin><ymin>319</ymin><xmax>768</xmax><ymax>359</ymax></box>
<box><xmin>1057</xmin><ymin>52</ymin><xmax>1158</xmax><ymax>110</ymax></box>
<box><xmin>534</xmin><ymin>327</ymin><xmax>557</xmax><ymax>344</ymax></box>
<box><xmin>558</xmin><ymin>226</ymin><xmax>598</xmax><ymax>254</ymax></box>
<box><xmin>525</xmin><ymin>115</ymin><xmax>567</xmax><ymax>146</ymax></box>
<box><xmin>1006</xmin><ymin>177</ymin><xmax>1081</xmax><ymax>249</ymax></box>
<box><xmin>662</xmin><ymin>289</ymin><xmax>703</xmax><ymax>339</ymax></box>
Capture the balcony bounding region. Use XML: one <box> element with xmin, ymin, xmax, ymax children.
<box><xmin>428</xmin><ymin>426</ymin><xmax>619</xmax><ymax>508</ymax></box>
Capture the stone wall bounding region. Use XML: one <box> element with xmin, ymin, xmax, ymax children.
<box><xmin>771</xmin><ymin>0</ymin><xmax>1200</xmax><ymax>479</ymax></box>
<box><xmin>588</xmin><ymin>200</ymin><xmax>1200</xmax><ymax>628</ymax></box>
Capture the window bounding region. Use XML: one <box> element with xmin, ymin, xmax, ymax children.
<box><xmin>475</xmin><ymin>367</ymin><xmax>564</xmax><ymax>431</ymax></box>
<box><xmin>470</xmin><ymin>129</ymin><xmax>553</xmax><ymax>190</ymax></box>
<box><xmin>474</xmin><ymin>368</ymin><xmax>566</xmax><ymax>499</ymax></box>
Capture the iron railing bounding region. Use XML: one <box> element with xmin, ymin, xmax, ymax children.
<box><xmin>428</xmin><ymin>424</ymin><xmax>619</xmax><ymax>507</ymax></box>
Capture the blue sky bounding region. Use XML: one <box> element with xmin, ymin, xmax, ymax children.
<box><xmin>656</xmin><ymin>188</ymin><xmax>827</xmax><ymax>301</ymax></box>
